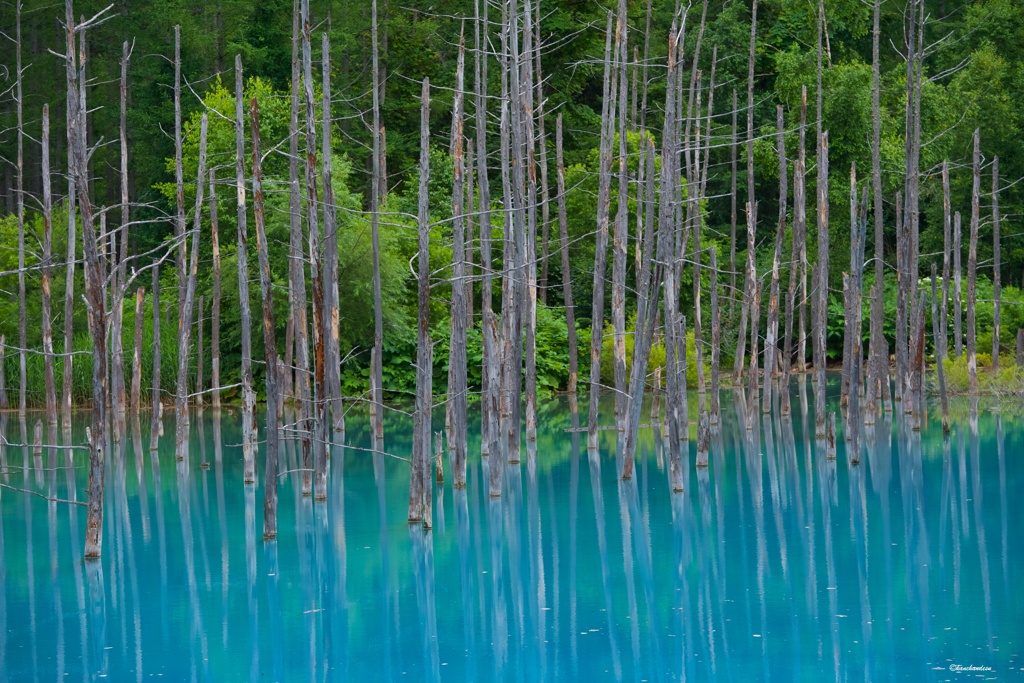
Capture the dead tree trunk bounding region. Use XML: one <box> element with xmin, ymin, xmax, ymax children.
<box><xmin>131</xmin><ymin>287</ymin><xmax>143</xmax><ymax>412</ymax></box>
<box><xmin>966</xmin><ymin>129</ymin><xmax>980</xmax><ymax>395</ymax></box>
<box><xmin>763</xmin><ymin>105</ymin><xmax>786</xmax><ymax>413</ymax></box>
<box><xmin>174</xmin><ymin>113</ymin><xmax>208</xmax><ymax>459</ymax></box>
<box><xmin>842</xmin><ymin>164</ymin><xmax>857</xmax><ymax>408</ymax></box>
<box><xmin>729</xmin><ymin>88</ymin><xmax>738</xmax><ymax>319</ymax></box>
<box><xmin>521</xmin><ymin>0</ymin><xmax>540</xmax><ymax>446</ymax></box>
<box><xmin>953</xmin><ymin>210</ymin><xmax>963</xmax><ymax>359</ymax></box>
<box><xmin>796</xmin><ymin>86</ymin><xmax>808</xmax><ymax>374</ymax></box>
<box><xmin>535</xmin><ymin>2</ymin><xmax>551</xmax><ymax>307</ymax></box>
<box><xmin>301</xmin><ymin>0</ymin><xmax>327</xmax><ymax>500</ymax></box>
<box><xmin>735</xmin><ymin>0</ymin><xmax>759</xmax><ymax>381</ymax></box>
<box><xmin>895</xmin><ymin>190</ymin><xmax>907</xmax><ymax>402</ymax></box>
<box><xmin>587</xmin><ymin>12</ymin><xmax>617</xmax><ymax>449</ymax></box>
<box><xmin>747</xmin><ymin>276</ymin><xmax>762</xmax><ymax>428</ymax></box>
<box><xmin>322</xmin><ymin>33</ymin><xmax>344</xmax><ymax>436</ymax></box>
<box><xmin>475</xmin><ymin>0</ymin><xmax>496</xmax><ymax>455</ymax></box>
<box><xmin>370</xmin><ymin>0</ymin><xmax>385</xmax><ymax>441</ymax></box>
<box><xmin>41</xmin><ymin>104</ymin><xmax>58</xmax><ymax>425</ymax></box>
<box><xmin>941</xmin><ymin>160</ymin><xmax>951</xmax><ymax>356</ymax></box>
<box><xmin>992</xmin><ymin>156</ymin><xmax>1001</xmax><ymax>368</ymax></box>
<box><xmin>16</xmin><ymin>0</ymin><xmax>26</xmax><ymax>415</ymax></box>
<box><xmin>0</xmin><ymin>339</ymin><xmax>6</xmax><ymax>409</ymax></box>
<box><xmin>621</xmin><ymin>137</ymin><xmax>658</xmax><ymax>479</ymax></box>
<box><xmin>209</xmin><ymin>169</ymin><xmax>221</xmax><ymax>410</ymax></box>
<box><xmin>555</xmin><ymin>114</ymin><xmax>578</xmax><ymax>393</ymax></box>
<box><xmin>174</xmin><ymin>25</ymin><xmax>187</xmax><ymax>328</ymax></box>
<box><xmin>250</xmin><ymin>96</ymin><xmax>281</xmax><ymax>538</ymax></box>
<box><xmin>196</xmin><ymin>296</ymin><xmax>204</xmax><ymax>408</ymax></box>
<box><xmin>149</xmin><ymin>264</ymin><xmax>162</xmax><ymax>450</ymax></box>
<box><xmin>611</xmin><ymin>0</ymin><xmax>630</xmax><ymax>431</ymax></box>
<box><xmin>867</xmin><ymin>0</ymin><xmax>884</xmax><ymax>416</ymax></box>
<box><xmin>111</xmin><ymin>40</ymin><xmax>131</xmax><ymax>436</ymax></box>
<box><xmin>814</xmin><ymin>132</ymin><xmax>829</xmax><ymax>436</ymax></box>
<box><xmin>449</xmin><ymin>37</ymin><xmax>469</xmax><ymax>486</ymax></box>
<box><xmin>61</xmin><ymin>6</ymin><xmax>79</xmax><ymax>430</ymax></box>
<box><xmin>235</xmin><ymin>55</ymin><xmax>257</xmax><ymax>483</ymax></box>
<box><xmin>410</xmin><ymin>77</ymin><xmax>432</xmax><ymax>520</ymax></box>
<box><xmin>710</xmin><ymin>246</ymin><xmax>721</xmax><ymax>423</ymax></box>
<box><xmin>930</xmin><ymin>264</ymin><xmax>949</xmax><ymax>432</ymax></box>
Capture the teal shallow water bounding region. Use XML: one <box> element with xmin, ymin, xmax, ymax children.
<box><xmin>1</xmin><ymin>379</ymin><xmax>1022</xmax><ymax>681</ymax></box>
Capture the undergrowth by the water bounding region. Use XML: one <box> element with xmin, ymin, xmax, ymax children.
<box><xmin>933</xmin><ymin>353</ymin><xmax>1024</xmax><ymax>396</ymax></box>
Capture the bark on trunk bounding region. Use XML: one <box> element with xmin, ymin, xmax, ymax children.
<box><xmin>814</xmin><ymin>132</ymin><xmax>829</xmax><ymax>436</ymax></box>
<box><xmin>586</xmin><ymin>12</ymin><xmax>618</xmax><ymax>450</ymax></box>
<box><xmin>131</xmin><ymin>287</ymin><xmax>144</xmax><ymax>413</ymax></box>
<box><xmin>196</xmin><ymin>296</ymin><xmax>204</xmax><ymax>408</ymax></box>
<box><xmin>930</xmin><ymin>264</ymin><xmax>949</xmax><ymax>433</ymax></box>
<box><xmin>323</xmin><ymin>33</ymin><xmax>344</xmax><ymax>436</ymax></box>
<box><xmin>209</xmin><ymin>169</ymin><xmax>221</xmax><ymax>410</ymax></box>
<box><xmin>149</xmin><ymin>264</ymin><xmax>161</xmax><ymax>451</ymax></box>
<box><xmin>475</xmin><ymin>0</ymin><xmax>496</xmax><ymax>456</ymax></box>
<box><xmin>370</xmin><ymin>0</ymin><xmax>385</xmax><ymax>441</ymax></box>
<box><xmin>173</xmin><ymin>25</ymin><xmax>187</xmax><ymax>326</ymax></box>
<box><xmin>410</xmin><ymin>78</ymin><xmax>432</xmax><ymax>520</ymax></box>
<box><xmin>611</xmin><ymin>0</ymin><xmax>630</xmax><ymax>431</ymax></box>
<box><xmin>235</xmin><ymin>56</ymin><xmax>257</xmax><ymax>483</ymax></box>
<box><xmin>449</xmin><ymin>37</ymin><xmax>469</xmax><ymax>486</ymax></box>
<box><xmin>966</xmin><ymin>129</ymin><xmax>980</xmax><ymax>395</ymax></box>
<box><xmin>41</xmin><ymin>104</ymin><xmax>57</xmax><ymax>425</ymax></box>
<box><xmin>174</xmin><ymin>114</ymin><xmax>208</xmax><ymax>460</ymax></box>
<box><xmin>992</xmin><ymin>156</ymin><xmax>1001</xmax><ymax>367</ymax></box>
<box><xmin>953</xmin><ymin>211</ymin><xmax>963</xmax><ymax>359</ymax></box>
<box><xmin>710</xmin><ymin>247</ymin><xmax>721</xmax><ymax>424</ymax></box>
<box><xmin>555</xmin><ymin>115</ymin><xmax>578</xmax><ymax>394</ymax></box>
<box><xmin>250</xmin><ymin>97</ymin><xmax>282</xmax><ymax>537</ymax></box>
<box><xmin>16</xmin><ymin>0</ymin><xmax>26</xmax><ymax>416</ymax></box>
<box><xmin>763</xmin><ymin>105</ymin><xmax>786</xmax><ymax>414</ymax></box>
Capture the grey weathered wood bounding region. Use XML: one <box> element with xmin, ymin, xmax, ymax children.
<box><xmin>825</xmin><ymin>412</ymin><xmax>836</xmax><ymax>460</ymax></box>
<box><xmin>209</xmin><ymin>169</ymin><xmax>221</xmax><ymax>410</ymax></box>
<box><xmin>196</xmin><ymin>296</ymin><xmax>204</xmax><ymax>408</ymax></box>
<box><xmin>621</xmin><ymin>138</ymin><xmax>659</xmax><ymax>479</ymax></box>
<box><xmin>868</xmin><ymin>0</ymin><xmax>884</xmax><ymax>416</ymax></box>
<box><xmin>729</xmin><ymin>88</ymin><xmax>738</xmax><ymax>319</ymax></box>
<box><xmin>41</xmin><ymin>104</ymin><xmax>58</xmax><ymax>425</ymax></box>
<box><xmin>587</xmin><ymin>12</ymin><xmax>617</xmax><ymax>450</ymax></box>
<box><xmin>1017</xmin><ymin>329</ymin><xmax>1023</xmax><ymax>368</ymax></box>
<box><xmin>814</xmin><ymin>132</ymin><xmax>829</xmax><ymax>437</ymax></box>
<box><xmin>747</xmin><ymin>276</ymin><xmax>762</xmax><ymax>429</ymax></box>
<box><xmin>966</xmin><ymin>129</ymin><xmax>980</xmax><ymax>395</ymax></box>
<box><xmin>763</xmin><ymin>105</ymin><xmax>786</xmax><ymax>414</ymax></box>
<box><xmin>131</xmin><ymin>287</ymin><xmax>144</xmax><ymax>412</ymax></box>
<box><xmin>522</xmin><ymin>0</ymin><xmax>540</xmax><ymax>446</ymax></box>
<box><xmin>953</xmin><ymin>210</ymin><xmax>963</xmax><ymax>359</ymax></box>
<box><xmin>173</xmin><ymin>25</ymin><xmax>187</xmax><ymax>323</ymax></box>
<box><xmin>710</xmin><ymin>247</ymin><xmax>721</xmax><ymax>424</ymax></box>
<box><xmin>941</xmin><ymin>161</ymin><xmax>951</xmax><ymax>356</ymax></box>
<box><xmin>611</xmin><ymin>0</ymin><xmax>630</xmax><ymax>431</ymax></box>
<box><xmin>535</xmin><ymin>0</ymin><xmax>551</xmax><ymax>308</ymax></box>
<box><xmin>149</xmin><ymin>264</ymin><xmax>162</xmax><ymax>451</ymax></box>
<box><xmin>475</xmin><ymin>0</ymin><xmax>496</xmax><ymax>456</ymax></box>
<box><xmin>842</xmin><ymin>164</ymin><xmax>857</xmax><ymax>408</ymax></box>
<box><xmin>931</xmin><ymin>264</ymin><xmax>949</xmax><ymax>433</ymax></box>
<box><xmin>992</xmin><ymin>156</ymin><xmax>1001</xmax><ymax>368</ymax></box>
<box><xmin>61</xmin><ymin>33</ymin><xmax>78</xmax><ymax>427</ymax></box>
<box><xmin>465</xmin><ymin>144</ymin><xmax>476</xmax><ymax>330</ymax></box>
<box><xmin>0</xmin><ymin>338</ymin><xmax>6</xmax><ymax>409</ymax></box>
<box><xmin>174</xmin><ymin>113</ymin><xmax>208</xmax><ymax>460</ymax></box>
<box><xmin>410</xmin><ymin>77</ymin><xmax>432</xmax><ymax>520</ymax></box>
<box><xmin>322</xmin><ymin>33</ymin><xmax>344</xmax><ymax>436</ymax></box>
<box><xmin>795</xmin><ymin>87</ymin><xmax>808</xmax><ymax>374</ymax></box>
<box><xmin>15</xmin><ymin>0</ymin><xmax>26</xmax><ymax>416</ymax></box>
<box><xmin>370</xmin><ymin>0</ymin><xmax>385</xmax><ymax>441</ymax></box>
<box><xmin>301</xmin><ymin>0</ymin><xmax>327</xmax><ymax>500</ymax></box>
<box><xmin>250</xmin><ymin>96</ymin><xmax>281</xmax><ymax>537</ymax></box>
<box><xmin>235</xmin><ymin>55</ymin><xmax>257</xmax><ymax>483</ymax></box>
<box><xmin>110</xmin><ymin>42</ymin><xmax>131</xmax><ymax>434</ymax></box>
<box><xmin>449</xmin><ymin>37</ymin><xmax>469</xmax><ymax>486</ymax></box>
<box><xmin>735</xmin><ymin>0</ymin><xmax>760</xmax><ymax>383</ymax></box>
<box><xmin>555</xmin><ymin>115</ymin><xmax>578</xmax><ymax>395</ymax></box>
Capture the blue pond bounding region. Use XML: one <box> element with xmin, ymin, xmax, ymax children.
<box><xmin>1</xmin><ymin>380</ymin><xmax>1022</xmax><ymax>681</ymax></box>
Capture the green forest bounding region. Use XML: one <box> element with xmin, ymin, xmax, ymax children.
<box><xmin>1</xmin><ymin>0</ymin><xmax>1022</xmax><ymax>408</ymax></box>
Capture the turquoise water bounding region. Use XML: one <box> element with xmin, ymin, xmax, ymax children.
<box><xmin>1</xmin><ymin>379</ymin><xmax>1022</xmax><ymax>681</ymax></box>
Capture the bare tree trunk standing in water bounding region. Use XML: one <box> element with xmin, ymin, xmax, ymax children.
<box><xmin>235</xmin><ymin>56</ymin><xmax>257</xmax><ymax>483</ymax></box>
<box><xmin>611</xmin><ymin>0</ymin><xmax>629</xmax><ymax>432</ymax></box>
<box><xmin>941</xmin><ymin>161</ymin><xmax>951</xmax><ymax>356</ymax></box>
<box><xmin>555</xmin><ymin>115</ymin><xmax>578</xmax><ymax>394</ymax></box>
<box><xmin>174</xmin><ymin>114</ymin><xmax>208</xmax><ymax>460</ymax></box>
<box><xmin>149</xmin><ymin>265</ymin><xmax>162</xmax><ymax>451</ymax></box>
<box><xmin>131</xmin><ymin>287</ymin><xmax>144</xmax><ymax>413</ymax></box>
<box><xmin>796</xmin><ymin>87</ymin><xmax>808</xmax><ymax>375</ymax></box>
<box><xmin>729</xmin><ymin>89</ymin><xmax>738</xmax><ymax>320</ymax></box>
<box><xmin>735</xmin><ymin>0</ymin><xmax>758</xmax><ymax>383</ymax></box>
<box><xmin>475</xmin><ymin>0</ymin><xmax>497</xmax><ymax>457</ymax></box>
<box><xmin>41</xmin><ymin>105</ymin><xmax>58</xmax><ymax>426</ymax></box>
<box><xmin>813</xmin><ymin>0</ymin><xmax>829</xmax><ymax>436</ymax></box>
<box><xmin>521</xmin><ymin>0</ymin><xmax>540</xmax><ymax>446</ymax></box>
<box><xmin>109</xmin><ymin>42</ymin><xmax>131</xmax><ymax>437</ymax></box>
<box><xmin>409</xmin><ymin>78</ymin><xmax>432</xmax><ymax>521</ymax></box>
<box><xmin>250</xmin><ymin>96</ymin><xmax>281</xmax><ymax>538</ymax></box>
<box><xmin>370</xmin><ymin>0</ymin><xmax>385</xmax><ymax>442</ymax></box>
<box><xmin>710</xmin><ymin>246</ymin><xmax>721</xmax><ymax>423</ymax></box>
<box><xmin>15</xmin><ymin>0</ymin><xmax>27</xmax><ymax>416</ymax></box>
<box><xmin>64</xmin><ymin>0</ymin><xmax>110</xmax><ymax>558</ymax></box>
<box><xmin>953</xmin><ymin>210</ymin><xmax>963</xmax><ymax>359</ymax></box>
<box><xmin>587</xmin><ymin>12</ymin><xmax>617</xmax><ymax>450</ymax></box>
<box><xmin>867</xmin><ymin>0</ymin><xmax>887</xmax><ymax>417</ymax></box>
<box><xmin>535</xmin><ymin>0</ymin><xmax>551</xmax><ymax>308</ymax></box>
<box><xmin>763</xmin><ymin>105</ymin><xmax>786</xmax><ymax>414</ymax></box>
<box><xmin>931</xmin><ymin>264</ymin><xmax>949</xmax><ymax>432</ymax></box>
<box><xmin>173</xmin><ymin>26</ymin><xmax>187</xmax><ymax>333</ymax></box>
<box><xmin>449</xmin><ymin>35</ymin><xmax>469</xmax><ymax>486</ymax></box>
<box><xmin>288</xmin><ymin>0</ymin><xmax>311</xmax><ymax>460</ymax></box>
<box><xmin>196</xmin><ymin>297</ymin><xmax>204</xmax><ymax>409</ymax></box>
<box><xmin>322</xmin><ymin>34</ymin><xmax>343</xmax><ymax>436</ymax></box>
<box><xmin>967</xmin><ymin>129</ymin><xmax>980</xmax><ymax>395</ymax></box>
<box><xmin>61</xmin><ymin>5</ymin><xmax>79</xmax><ymax>431</ymax></box>
<box><xmin>301</xmin><ymin>0</ymin><xmax>326</xmax><ymax>499</ymax></box>
<box><xmin>991</xmin><ymin>156</ymin><xmax>1001</xmax><ymax>368</ymax></box>
<box><xmin>209</xmin><ymin>169</ymin><xmax>221</xmax><ymax>410</ymax></box>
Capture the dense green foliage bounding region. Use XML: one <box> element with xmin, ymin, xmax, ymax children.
<box><xmin>1</xmin><ymin>0</ymin><xmax>1023</xmax><ymax>405</ymax></box>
